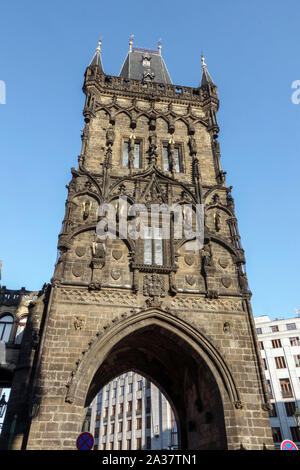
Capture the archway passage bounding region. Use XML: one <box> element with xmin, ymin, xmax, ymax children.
<box><xmin>84</xmin><ymin>323</ymin><xmax>228</xmax><ymax>450</ymax></box>
<box><xmin>87</xmin><ymin>371</ymin><xmax>179</xmax><ymax>451</ymax></box>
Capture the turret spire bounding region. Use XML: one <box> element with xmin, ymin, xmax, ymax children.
<box><xmin>89</xmin><ymin>37</ymin><xmax>103</xmax><ymax>70</ymax></box>
<box><xmin>200</xmin><ymin>54</ymin><xmax>214</xmax><ymax>87</ymax></box>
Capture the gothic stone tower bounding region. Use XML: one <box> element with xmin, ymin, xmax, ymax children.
<box><xmin>0</xmin><ymin>40</ymin><xmax>273</xmax><ymax>450</ymax></box>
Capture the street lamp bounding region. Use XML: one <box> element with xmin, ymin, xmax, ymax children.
<box><xmin>0</xmin><ymin>393</ymin><xmax>7</xmax><ymax>418</ymax></box>
<box><xmin>293</xmin><ymin>404</ymin><xmax>300</xmax><ymax>430</ymax></box>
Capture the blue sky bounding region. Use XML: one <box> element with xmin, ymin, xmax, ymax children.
<box><xmin>0</xmin><ymin>0</ymin><xmax>299</xmax><ymax>319</ymax></box>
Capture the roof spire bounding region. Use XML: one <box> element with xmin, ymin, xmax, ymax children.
<box><xmin>89</xmin><ymin>37</ymin><xmax>103</xmax><ymax>69</ymax></box>
<box><xmin>200</xmin><ymin>53</ymin><xmax>214</xmax><ymax>87</ymax></box>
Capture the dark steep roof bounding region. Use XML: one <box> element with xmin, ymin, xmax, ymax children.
<box><xmin>119</xmin><ymin>47</ymin><xmax>172</xmax><ymax>84</ymax></box>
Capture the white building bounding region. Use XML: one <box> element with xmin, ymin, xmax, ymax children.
<box><xmin>89</xmin><ymin>372</ymin><xmax>178</xmax><ymax>450</ymax></box>
<box><xmin>255</xmin><ymin>315</ymin><xmax>300</xmax><ymax>448</ymax></box>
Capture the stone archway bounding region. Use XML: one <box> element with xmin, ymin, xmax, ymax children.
<box><xmin>66</xmin><ymin>308</ymin><xmax>241</xmax><ymax>450</ymax></box>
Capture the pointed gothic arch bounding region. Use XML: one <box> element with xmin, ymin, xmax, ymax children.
<box><xmin>65</xmin><ymin>307</ymin><xmax>241</xmax><ymax>449</ymax></box>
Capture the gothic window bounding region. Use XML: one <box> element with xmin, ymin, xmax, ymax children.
<box><xmin>122</xmin><ymin>140</ymin><xmax>141</xmax><ymax>168</ymax></box>
<box><xmin>0</xmin><ymin>315</ymin><xmax>14</xmax><ymax>343</ymax></box>
<box><xmin>162</xmin><ymin>144</ymin><xmax>183</xmax><ymax>173</ymax></box>
<box><xmin>143</xmin><ymin>226</ymin><xmax>163</xmax><ymax>266</ymax></box>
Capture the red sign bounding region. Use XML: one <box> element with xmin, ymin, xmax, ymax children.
<box><xmin>76</xmin><ymin>432</ymin><xmax>94</xmax><ymax>450</ymax></box>
<box><xmin>280</xmin><ymin>440</ymin><xmax>298</xmax><ymax>450</ymax></box>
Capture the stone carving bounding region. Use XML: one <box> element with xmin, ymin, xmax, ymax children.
<box><xmin>188</xmin><ymin>135</ymin><xmax>197</xmax><ymax>155</ymax></box>
<box><xmin>112</xmin><ymin>249</ymin><xmax>123</xmax><ymax>261</ymax></box>
<box><xmin>82</xmin><ymin>200</ymin><xmax>92</xmax><ymax>220</ymax></box>
<box><xmin>111</xmin><ymin>269</ymin><xmax>121</xmax><ymax>280</ymax></box>
<box><xmin>106</xmin><ymin>125</ymin><xmax>115</xmax><ymax>147</ymax></box>
<box><xmin>214</xmin><ymin>212</ymin><xmax>221</xmax><ymax>232</ymax></box>
<box><xmin>72</xmin><ymin>263</ymin><xmax>84</xmax><ymax>278</ymax></box>
<box><xmin>59</xmin><ymin>288</ymin><xmax>136</xmax><ymax>306</ymax></box>
<box><xmin>223</xmin><ymin>322</ymin><xmax>231</xmax><ymax>334</ymax></box>
<box><xmin>74</xmin><ymin>316</ymin><xmax>85</xmax><ymax>330</ymax></box>
<box><xmin>143</xmin><ymin>274</ymin><xmax>166</xmax><ymax>298</ymax></box>
<box><xmin>91</xmin><ymin>240</ymin><xmax>106</xmax><ymax>265</ymax></box>
<box><xmin>75</xmin><ymin>246</ymin><xmax>86</xmax><ymax>257</ymax></box>
<box><xmin>218</xmin><ymin>258</ymin><xmax>228</xmax><ymax>269</ymax></box>
<box><xmin>185</xmin><ymin>275</ymin><xmax>196</xmax><ymax>286</ymax></box>
<box><xmin>221</xmin><ymin>277</ymin><xmax>232</xmax><ymax>288</ymax></box>
<box><xmin>170</xmin><ymin>296</ymin><xmax>244</xmax><ymax>312</ymax></box>
<box><xmin>184</xmin><ymin>254</ymin><xmax>195</xmax><ymax>266</ymax></box>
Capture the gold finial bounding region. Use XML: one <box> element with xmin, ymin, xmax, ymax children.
<box><xmin>129</xmin><ymin>34</ymin><xmax>134</xmax><ymax>52</ymax></box>
<box><xmin>158</xmin><ymin>38</ymin><xmax>162</xmax><ymax>55</ymax></box>
<box><xmin>201</xmin><ymin>54</ymin><xmax>207</xmax><ymax>68</ymax></box>
<box><xmin>96</xmin><ymin>37</ymin><xmax>102</xmax><ymax>52</ymax></box>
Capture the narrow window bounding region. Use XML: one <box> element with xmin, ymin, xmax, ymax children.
<box><xmin>272</xmin><ymin>427</ymin><xmax>282</xmax><ymax>443</ymax></box>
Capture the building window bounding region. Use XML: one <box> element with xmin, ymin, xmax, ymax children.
<box><xmin>103</xmin><ymin>425</ymin><xmax>107</xmax><ymax>436</ymax></box>
<box><xmin>266</xmin><ymin>380</ymin><xmax>273</xmax><ymax>399</ymax></box>
<box><xmin>137</xmin><ymin>380</ymin><xmax>143</xmax><ymax>390</ymax></box>
<box><xmin>256</xmin><ymin>328</ymin><xmax>262</xmax><ymax>335</ymax></box>
<box><xmin>280</xmin><ymin>378</ymin><xmax>293</xmax><ymax>398</ymax></box>
<box><xmin>104</xmin><ymin>407</ymin><xmax>108</xmax><ymax>418</ymax></box>
<box><xmin>137</xmin><ymin>398</ymin><xmax>142</xmax><ymax>410</ymax></box>
<box><xmin>118</xmin><ymin>421</ymin><xmax>123</xmax><ymax>433</ymax></box>
<box><xmin>122</xmin><ymin>140</ymin><xmax>141</xmax><ymax>168</ymax></box>
<box><xmin>290</xmin><ymin>337</ymin><xmax>300</xmax><ymax>346</ymax></box>
<box><xmin>0</xmin><ymin>315</ymin><xmax>14</xmax><ymax>342</ymax></box>
<box><xmin>272</xmin><ymin>427</ymin><xmax>282</xmax><ymax>443</ymax></box>
<box><xmin>128</xmin><ymin>401</ymin><xmax>132</xmax><ymax>412</ymax></box>
<box><xmin>146</xmin><ymin>415</ymin><xmax>151</xmax><ymax>429</ymax></box>
<box><xmin>162</xmin><ymin>144</ymin><xmax>183</xmax><ymax>173</ymax></box>
<box><xmin>269</xmin><ymin>403</ymin><xmax>277</xmax><ymax>418</ymax></box>
<box><xmin>294</xmin><ymin>355</ymin><xmax>300</xmax><ymax>367</ymax></box>
<box><xmin>286</xmin><ymin>323</ymin><xmax>296</xmax><ymax>331</ymax></box>
<box><xmin>143</xmin><ymin>226</ymin><xmax>164</xmax><ymax>266</ymax></box>
<box><xmin>290</xmin><ymin>427</ymin><xmax>300</xmax><ymax>442</ymax></box>
<box><xmin>94</xmin><ymin>427</ymin><xmax>99</xmax><ymax>438</ymax></box>
<box><xmin>136</xmin><ymin>438</ymin><xmax>142</xmax><ymax>450</ymax></box>
<box><xmin>263</xmin><ymin>358</ymin><xmax>268</xmax><ymax>370</ymax></box>
<box><xmin>118</xmin><ymin>440</ymin><xmax>122</xmax><ymax>450</ymax></box>
<box><xmin>119</xmin><ymin>403</ymin><xmax>123</xmax><ymax>414</ymax></box>
<box><xmin>127</xmin><ymin>439</ymin><xmax>131</xmax><ymax>450</ymax></box>
<box><xmin>127</xmin><ymin>420</ymin><xmax>132</xmax><ymax>431</ymax></box>
<box><xmin>285</xmin><ymin>402</ymin><xmax>296</xmax><ymax>417</ymax></box>
<box><xmin>111</xmin><ymin>405</ymin><xmax>116</xmax><ymax>416</ymax></box>
<box><xmin>120</xmin><ymin>385</ymin><xmax>124</xmax><ymax>395</ymax></box>
<box><xmin>15</xmin><ymin>316</ymin><xmax>27</xmax><ymax>344</ymax></box>
<box><xmin>111</xmin><ymin>423</ymin><xmax>115</xmax><ymax>434</ymax></box>
<box><xmin>146</xmin><ymin>436</ymin><xmax>151</xmax><ymax>450</ymax></box>
<box><xmin>258</xmin><ymin>341</ymin><xmax>264</xmax><ymax>350</ymax></box>
<box><xmin>128</xmin><ymin>383</ymin><xmax>133</xmax><ymax>394</ymax></box>
<box><xmin>146</xmin><ymin>397</ymin><xmax>151</xmax><ymax>412</ymax></box>
<box><xmin>137</xmin><ymin>418</ymin><xmax>142</xmax><ymax>430</ymax></box>
<box><xmin>275</xmin><ymin>356</ymin><xmax>286</xmax><ymax>369</ymax></box>
<box><xmin>270</xmin><ymin>325</ymin><xmax>279</xmax><ymax>332</ymax></box>
<box><xmin>272</xmin><ymin>339</ymin><xmax>282</xmax><ymax>348</ymax></box>
<box><xmin>109</xmin><ymin>441</ymin><xmax>113</xmax><ymax>450</ymax></box>
<box><xmin>102</xmin><ymin>443</ymin><xmax>106</xmax><ymax>450</ymax></box>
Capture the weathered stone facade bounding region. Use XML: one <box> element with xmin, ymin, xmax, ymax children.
<box><xmin>0</xmin><ymin>43</ymin><xmax>274</xmax><ymax>450</ymax></box>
